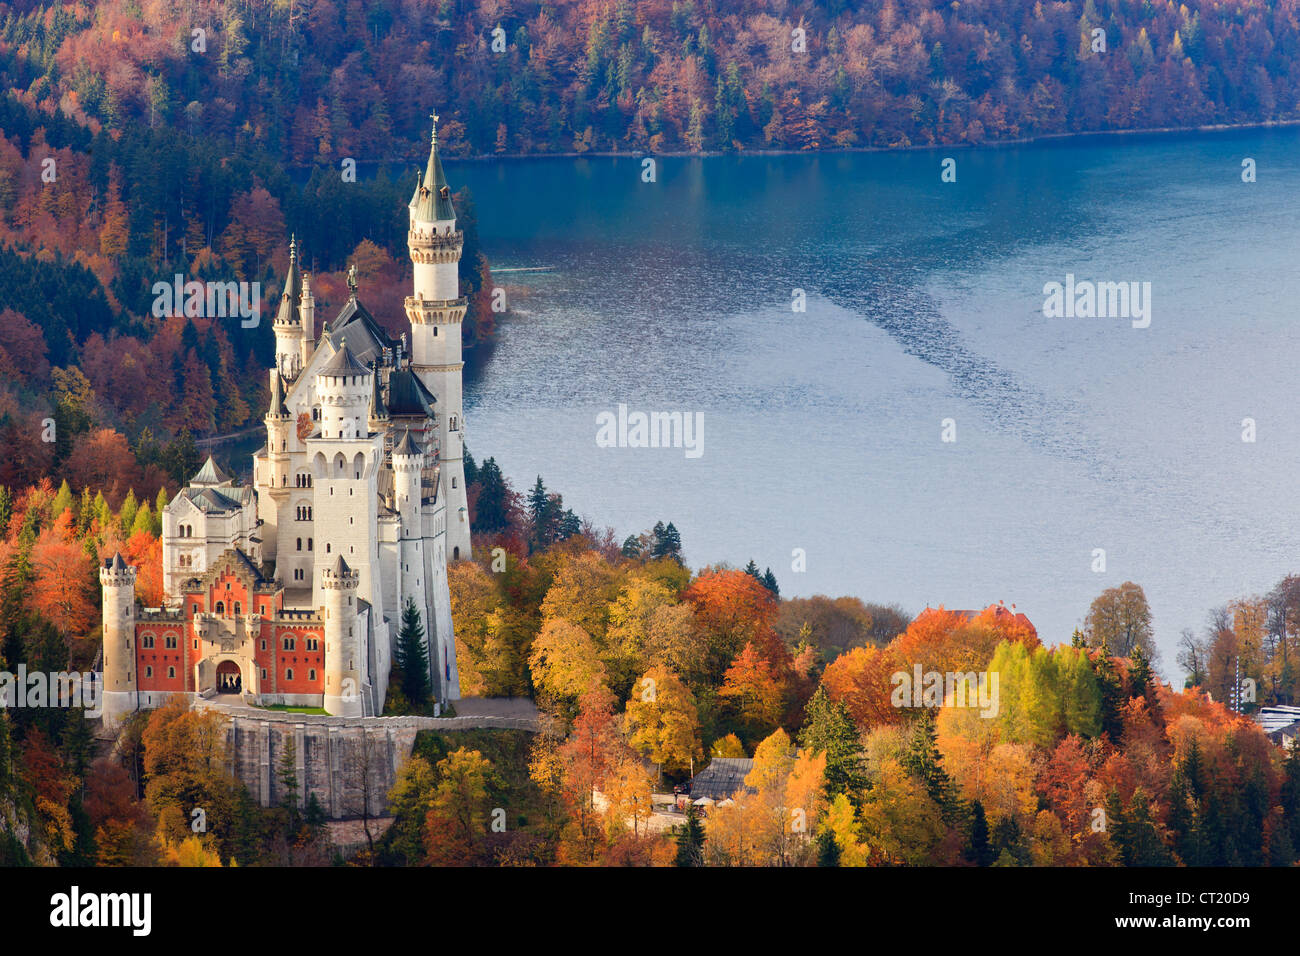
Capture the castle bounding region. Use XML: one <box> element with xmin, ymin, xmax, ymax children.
<box><xmin>98</xmin><ymin>117</ymin><xmax>473</xmax><ymax>727</ymax></box>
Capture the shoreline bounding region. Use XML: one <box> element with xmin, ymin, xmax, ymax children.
<box><xmin>296</xmin><ymin>117</ymin><xmax>1300</xmax><ymax>170</ymax></box>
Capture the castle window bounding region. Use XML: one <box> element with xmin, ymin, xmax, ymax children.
<box><xmin>142</xmin><ymin>635</ymin><xmax>155</xmax><ymax>648</ymax></box>
<box><xmin>285</xmin><ymin>668</ymin><xmax>294</xmax><ymax>681</ymax></box>
<box><xmin>308</xmin><ymin>538</ymin><xmax>313</xmax><ymax>551</ymax></box>
<box><xmin>261</xmin><ymin>640</ymin><xmax>267</xmax><ymax>651</ymax></box>
<box><xmin>165</xmin><ymin>635</ymin><xmax>177</xmax><ymax>649</ymax></box>
<box><xmin>452</xmin><ymin>477</ymin><xmax>457</xmax><ymax>489</ymax></box>
<box><xmin>283</xmin><ymin>637</ymin><xmax>296</xmax><ymax>651</ymax></box>
<box><xmin>296</xmin><ymin>538</ymin><xmax>302</xmax><ymax>551</ymax></box>
<box><xmin>233</xmin><ymin>602</ymin><xmax>241</xmax><ymax>616</ymax></box>
<box><xmin>326</xmin><ymin>543</ymin><xmax>331</xmax><ymax>553</ymax></box>
<box><xmin>306</xmin><ymin>638</ymin><xmax>318</xmax><ymax>651</ymax></box>
<box><xmin>167</xmin><ymin>667</ymin><xmax>176</xmax><ymax>679</ymax></box>
<box><xmin>193</xmin><ymin>640</ymin><xmax>198</xmax><ymax>649</ymax></box>
<box><xmin>145</xmin><ymin>666</ymin><xmax>153</xmax><ymax>678</ymax></box>
<box><xmin>309</xmin><ymin>669</ymin><xmax>317</xmax><ymax>681</ymax></box>
<box><xmin>216</xmin><ymin>601</ymin><xmax>225</xmax><ymax>615</ymax></box>
<box><xmin>261</xmin><ymin>668</ymin><xmax>267</xmax><ymax>680</ymax></box>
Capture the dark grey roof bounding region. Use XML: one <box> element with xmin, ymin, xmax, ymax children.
<box><xmin>191</xmin><ymin>455</ymin><xmax>231</xmax><ymax>486</ymax></box>
<box><xmin>688</xmin><ymin>758</ymin><xmax>756</xmax><ymax>802</ymax></box>
<box><xmin>331</xmin><ymin>555</ymin><xmax>352</xmax><ymax>576</ymax></box>
<box><xmin>325</xmin><ymin>294</ymin><xmax>395</xmax><ymax>368</ymax></box>
<box><xmin>393</xmin><ymin>429</ymin><xmax>421</xmax><ymax>458</ymax></box>
<box><xmin>108</xmin><ymin>552</ymin><xmax>127</xmax><ymax>571</ymax></box>
<box><xmin>386</xmin><ymin>367</ymin><xmax>436</xmax><ymax>417</ymax></box>
<box><xmin>318</xmin><ymin>340</ymin><xmax>371</xmax><ymax>378</ymax></box>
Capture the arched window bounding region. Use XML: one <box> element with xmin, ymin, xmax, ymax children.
<box><xmin>215</xmin><ymin>601</ymin><xmax>225</xmax><ymax>615</ymax></box>
<box><xmin>233</xmin><ymin>602</ymin><xmax>241</xmax><ymax>616</ymax></box>
<box><xmin>285</xmin><ymin>668</ymin><xmax>294</xmax><ymax>681</ymax></box>
<box><xmin>145</xmin><ymin>666</ymin><xmax>153</xmax><ymax>678</ymax></box>
<box><xmin>142</xmin><ymin>635</ymin><xmax>155</xmax><ymax>648</ymax></box>
<box><xmin>307</xmin><ymin>538</ymin><xmax>313</xmax><ymax>551</ymax></box>
<box><xmin>296</xmin><ymin>538</ymin><xmax>302</xmax><ymax>551</ymax></box>
<box><xmin>167</xmin><ymin>667</ymin><xmax>176</xmax><ymax>679</ymax></box>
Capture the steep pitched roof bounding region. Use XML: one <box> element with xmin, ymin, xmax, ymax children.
<box><xmin>392</xmin><ymin>429</ymin><xmax>421</xmax><ymax>458</ymax></box>
<box><xmin>324</xmin><ymin>293</ymin><xmax>395</xmax><ymax>368</ymax></box>
<box><xmin>318</xmin><ymin>340</ymin><xmax>371</xmax><ymax>377</ymax></box>
<box><xmin>191</xmin><ymin>455</ymin><xmax>231</xmax><ymax>486</ymax></box>
<box><xmin>274</xmin><ymin>236</ymin><xmax>303</xmax><ymax>327</ymax></box>
<box><xmin>409</xmin><ymin>117</ymin><xmax>457</xmax><ymax>222</ymax></box>
<box><xmin>386</xmin><ymin>366</ymin><xmax>436</xmax><ymax>417</ymax></box>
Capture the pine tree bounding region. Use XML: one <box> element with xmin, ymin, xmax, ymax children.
<box><xmin>966</xmin><ymin>799</ymin><xmax>994</xmax><ymax>866</ymax></box>
<box><xmin>279</xmin><ymin>735</ymin><xmax>301</xmax><ymax>835</ymax></box>
<box><xmin>743</xmin><ymin>559</ymin><xmax>761</xmax><ymax>581</ymax></box>
<box><xmin>118</xmin><ymin>489</ymin><xmax>138</xmax><ymax>534</ymax></box>
<box><xmin>674</xmin><ymin>800</ymin><xmax>705</xmax><ymax>866</ymax></box>
<box><xmin>474</xmin><ymin>457</ymin><xmax>509</xmax><ymax>532</ymax></box>
<box><xmin>394</xmin><ymin>597</ymin><xmax>431</xmax><ymax>708</ymax></box>
<box><xmin>51</xmin><ymin>480</ymin><xmax>73</xmax><ymax>519</ymax></box>
<box><xmin>621</xmin><ymin>535</ymin><xmax>643</xmax><ymax>560</ymax></box>
<box><xmin>815</xmin><ymin>828</ymin><xmax>841</xmax><ymax>866</ymax></box>
<box><xmin>762</xmin><ymin>568</ymin><xmax>779</xmax><ymax>596</ymax></box>
<box><xmin>1091</xmin><ymin>650</ymin><xmax>1126</xmax><ymax>742</ymax></box>
<box><xmin>799</xmin><ymin>686</ymin><xmax>867</xmax><ymax>804</ymax></box>
<box><xmin>901</xmin><ymin>711</ymin><xmax>963</xmax><ymax>824</ymax></box>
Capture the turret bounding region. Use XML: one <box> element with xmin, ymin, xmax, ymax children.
<box><xmin>274</xmin><ymin>237</ymin><xmax>305</xmax><ymax>381</ymax></box>
<box><xmin>315</xmin><ymin>339</ymin><xmax>371</xmax><ymax>441</ymax></box>
<box><xmin>99</xmin><ymin>553</ymin><xmax>137</xmax><ymax>729</ymax></box>
<box><xmin>321</xmin><ymin>555</ymin><xmax>363</xmax><ymax>717</ymax></box>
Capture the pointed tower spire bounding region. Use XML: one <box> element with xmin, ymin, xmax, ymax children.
<box><xmin>410</xmin><ymin>111</ymin><xmax>456</xmax><ymax>222</ymax></box>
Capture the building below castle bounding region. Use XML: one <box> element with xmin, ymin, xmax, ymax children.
<box><xmin>98</xmin><ymin>115</ymin><xmax>472</xmax><ymax>728</ymax></box>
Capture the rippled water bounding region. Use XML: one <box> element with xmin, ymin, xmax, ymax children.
<box><xmin>450</xmin><ymin>128</ymin><xmax>1300</xmax><ymax>666</ymax></box>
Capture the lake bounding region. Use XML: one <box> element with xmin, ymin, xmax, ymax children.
<box><xmin>448</xmin><ymin>128</ymin><xmax>1300</xmax><ymax>668</ymax></box>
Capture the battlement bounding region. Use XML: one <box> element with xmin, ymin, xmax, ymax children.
<box><xmin>404</xmin><ymin>295</ymin><xmax>467</xmax><ymax>324</ymax></box>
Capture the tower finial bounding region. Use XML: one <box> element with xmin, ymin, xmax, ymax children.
<box><xmin>290</xmin><ymin>234</ymin><xmax>297</xmax><ymax>261</ymax></box>
<box><xmin>430</xmin><ymin>111</ymin><xmax>440</xmax><ymax>150</ymax></box>
<box><xmin>347</xmin><ymin>263</ymin><xmax>358</xmax><ymax>296</ymax></box>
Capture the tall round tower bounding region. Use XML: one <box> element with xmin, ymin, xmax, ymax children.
<box><xmin>98</xmin><ymin>553</ymin><xmax>137</xmax><ymax>729</ymax></box>
<box><xmin>321</xmin><ymin>555</ymin><xmax>363</xmax><ymax>717</ymax></box>
<box><xmin>405</xmin><ymin>112</ymin><xmax>472</xmax><ymax>562</ymax></box>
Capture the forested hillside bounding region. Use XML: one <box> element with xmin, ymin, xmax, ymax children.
<box><xmin>4</xmin><ymin>0</ymin><xmax>1296</xmax><ymax>161</ymax></box>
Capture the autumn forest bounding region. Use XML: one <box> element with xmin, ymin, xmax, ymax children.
<box><xmin>1</xmin><ymin>0</ymin><xmax>1299</xmax><ymax>877</ymax></box>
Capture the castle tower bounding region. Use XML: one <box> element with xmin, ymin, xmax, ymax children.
<box><xmin>99</xmin><ymin>553</ymin><xmax>137</xmax><ymax>729</ymax></box>
<box><xmin>406</xmin><ymin>112</ymin><xmax>472</xmax><ymax>562</ymax></box>
<box><xmin>308</xmin><ymin>339</ymin><xmax>387</xmax><ymax>703</ymax></box>
<box><xmin>321</xmin><ymin>555</ymin><xmax>363</xmax><ymax>717</ymax></box>
<box><xmin>261</xmin><ymin>369</ymin><xmax>294</xmax><ymax>575</ymax></box>
<box><xmin>273</xmin><ymin>237</ymin><xmax>304</xmax><ymax>381</ymax></box>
